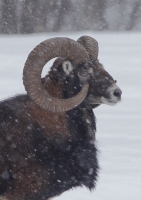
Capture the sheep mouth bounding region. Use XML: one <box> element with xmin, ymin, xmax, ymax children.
<box><xmin>101</xmin><ymin>96</ymin><xmax>121</xmax><ymax>106</ymax></box>
<box><xmin>100</xmin><ymin>83</ymin><xmax>122</xmax><ymax>106</ymax></box>
<box><xmin>87</xmin><ymin>92</ymin><xmax>121</xmax><ymax>107</ymax></box>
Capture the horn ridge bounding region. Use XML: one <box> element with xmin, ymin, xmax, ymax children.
<box><xmin>23</xmin><ymin>37</ymin><xmax>89</xmax><ymax>112</ymax></box>
<box><xmin>77</xmin><ymin>35</ymin><xmax>99</xmax><ymax>60</ymax></box>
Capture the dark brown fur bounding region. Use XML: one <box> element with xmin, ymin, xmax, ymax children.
<box><xmin>0</xmin><ymin>57</ymin><xmax>118</xmax><ymax>200</ymax></box>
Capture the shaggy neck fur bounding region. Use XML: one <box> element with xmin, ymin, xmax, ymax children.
<box><xmin>0</xmin><ymin>75</ymin><xmax>99</xmax><ymax>200</ymax></box>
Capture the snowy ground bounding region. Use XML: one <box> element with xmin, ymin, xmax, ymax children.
<box><xmin>0</xmin><ymin>31</ymin><xmax>141</xmax><ymax>199</ymax></box>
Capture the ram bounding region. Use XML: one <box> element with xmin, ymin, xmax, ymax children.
<box><xmin>0</xmin><ymin>36</ymin><xmax>122</xmax><ymax>200</ymax></box>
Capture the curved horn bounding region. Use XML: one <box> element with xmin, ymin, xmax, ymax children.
<box><xmin>23</xmin><ymin>37</ymin><xmax>89</xmax><ymax>112</ymax></box>
<box><xmin>77</xmin><ymin>35</ymin><xmax>98</xmax><ymax>60</ymax></box>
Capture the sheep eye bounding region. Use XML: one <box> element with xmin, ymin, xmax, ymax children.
<box><xmin>62</xmin><ymin>61</ymin><xmax>73</xmax><ymax>75</ymax></box>
<box><xmin>79</xmin><ymin>67</ymin><xmax>93</xmax><ymax>77</ymax></box>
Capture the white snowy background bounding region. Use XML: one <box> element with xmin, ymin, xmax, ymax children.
<box><xmin>0</xmin><ymin>31</ymin><xmax>141</xmax><ymax>199</ymax></box>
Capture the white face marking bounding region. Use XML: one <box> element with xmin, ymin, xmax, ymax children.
<box><xmin>101</xmin><ymin>83</ymin><xmax>122</xmax><ymax>106</ymax></box>
<box><xmin>101</xmin><ymin>96</ymin><xmax>117</xmax><ymax>106</ymax></box>
<box><xmin>62</xmin><ymin>61</ymin><xmax>73</xmax><ymax>75</ymax></box>
<box><xmin>107</xmin><ymin>83</ymin><xmax>120</xmax><ymax>93</ymax></box>
<box><xmin>86</xmin><ymin>83</ymin><xmax>122</xmax><ymax>106</ymax></box>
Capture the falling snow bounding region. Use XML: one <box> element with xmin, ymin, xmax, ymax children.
<box><xmin>0</xmin><ymin>31</ymin><xmax>141</xmax><ymax>200</ymax></box>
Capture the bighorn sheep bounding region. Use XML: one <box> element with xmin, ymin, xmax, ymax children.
<box><xmin>0</xmin><ymin>36</ymin><xmax>122</xmax><ymax>200</ymax></box>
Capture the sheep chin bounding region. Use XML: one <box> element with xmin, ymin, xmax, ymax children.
<box><xmin>100</xmin><ymin>97</ymin><xmax>118</xmax><ymax>106</ymax></box>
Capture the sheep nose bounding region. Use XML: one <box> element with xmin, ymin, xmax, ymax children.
<box><xmin>113</xmin><ymin>89</ymin><xmax>122</xmax><ymax>99</ymax></box>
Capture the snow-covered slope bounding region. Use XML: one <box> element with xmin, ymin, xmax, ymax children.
<box><xmin>0</xmin><ymin>32</ymin><xmax>141</xmax><ymax>200</ymax></box>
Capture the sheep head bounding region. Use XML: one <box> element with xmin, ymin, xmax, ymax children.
<box><xmin>23</xmin><ymin>36</ymin><xmax>122</xmax><ymax>112</ymax></box>
<box><xmin>77</xmin><ymin>36</ymin><xmax>122</xmax><ymax>107</ymax></box>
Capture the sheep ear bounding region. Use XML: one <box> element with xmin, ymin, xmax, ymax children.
<box><xmin>62</xmin><ymin>60</ymin><xmax>73</xmax><ymax>75</ymax></box>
